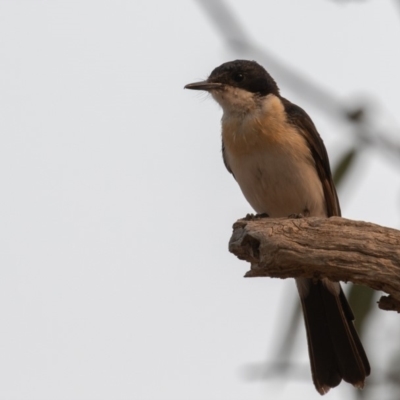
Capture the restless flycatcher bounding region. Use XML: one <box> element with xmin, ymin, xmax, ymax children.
<box><xmin>185</xmin><ymin>60</ymin><xmax>370</xmax><ymax>395</ymax></box>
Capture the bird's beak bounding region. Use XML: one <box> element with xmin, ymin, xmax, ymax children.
<box><xmin>184</xmin><ymin>81</ymin><xmax>223</xmax><ymax>91</ymax></box>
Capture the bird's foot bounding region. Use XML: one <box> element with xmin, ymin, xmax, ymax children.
<box><xmin>288</xmin><ymin>213</ymin><xmax>304</xmax><ymax>219</ymax></box>
<box><xmin>244</xmin><ymin>213</ymin><xmax>269</xmax><ymax>221</ymax></box>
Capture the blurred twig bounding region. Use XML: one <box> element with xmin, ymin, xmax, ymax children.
<box><xmin>195</xmin><ymin>0</ymin><xmax>400</xmax><ymax>160</ymax></box>
<box><xmin>193</xmin><ymin>1</ymin><xmax>400</xmax><ymax>397</ymax></box>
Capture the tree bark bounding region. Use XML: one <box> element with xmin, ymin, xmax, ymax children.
<box><xmin>229</xmin><ymin>216</ymin><xmax>400</xmax><ymax>312</ymax></box>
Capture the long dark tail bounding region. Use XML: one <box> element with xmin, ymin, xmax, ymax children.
<box><xmin>298</xmin><ymin>279</ymin><xmax>370</xmax><ymax>395</ymax></box>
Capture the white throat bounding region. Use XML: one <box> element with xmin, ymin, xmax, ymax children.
<box><xmin>211</xmin><ymin>86</ymin><xmax>261</xmax><ymax>116</ymax></box>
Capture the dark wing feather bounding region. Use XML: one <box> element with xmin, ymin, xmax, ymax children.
<box><xmin>222</xmin><ymin>140</ymin><xmax>234</xmax><ymax>176</ymax></box>
<box><xmin>281</xmin><ymin>97</ymin><xmax>341</xmax><ymax>217</ymax></box>
<box><xmin>281</xmin><ymin>97</ymin><xmax>370</xmax><ymax>393</ymax></box>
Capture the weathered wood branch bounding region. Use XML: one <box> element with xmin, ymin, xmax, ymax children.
<box><xmin>229</xmin><ymin>216</ymin><xmax>400</xmax><ymax>312</ymax></box>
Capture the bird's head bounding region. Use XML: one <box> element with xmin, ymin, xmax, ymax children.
<box><xmin>185</xmin><ymin>60</ymin><xmax>279</xmax><ymax>114</ymax></box>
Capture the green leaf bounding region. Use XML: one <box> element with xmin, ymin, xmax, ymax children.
<box><xmin>333</xmin><ymin>148</ymin><xmax>357</xmax><ymax>187</ymax></box>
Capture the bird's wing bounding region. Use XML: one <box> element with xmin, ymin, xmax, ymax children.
<box><xmin>282</xmin><ymin>97</ymin><xmax>341</xmax><ymax>217</ymax></box>
<box><xmin>222</xmin><ymin>140</ymin><xmax>234</xmax><ymax>176</ymax></box>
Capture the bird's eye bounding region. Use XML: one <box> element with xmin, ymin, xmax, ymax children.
<box><xmin>233</xmin><ymin>72</ymin><xmax>244</xmax><ymax>82</ymax></box>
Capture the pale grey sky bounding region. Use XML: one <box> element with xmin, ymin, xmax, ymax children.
<box><xmin>0</xmin><ymin>1</ymin><xmax>399</xmax><ymax>399</ymax></box>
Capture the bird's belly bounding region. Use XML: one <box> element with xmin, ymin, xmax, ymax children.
<box><xmin>229</xmin><ymin>150</ymin><xmax>326</xmax><ymax>217</ymax></box>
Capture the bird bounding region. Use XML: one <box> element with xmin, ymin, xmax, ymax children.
<box><xmin>184</xmin><ymin>60</ymin><xmax>370</xmax><ymax>395</ymax></box>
